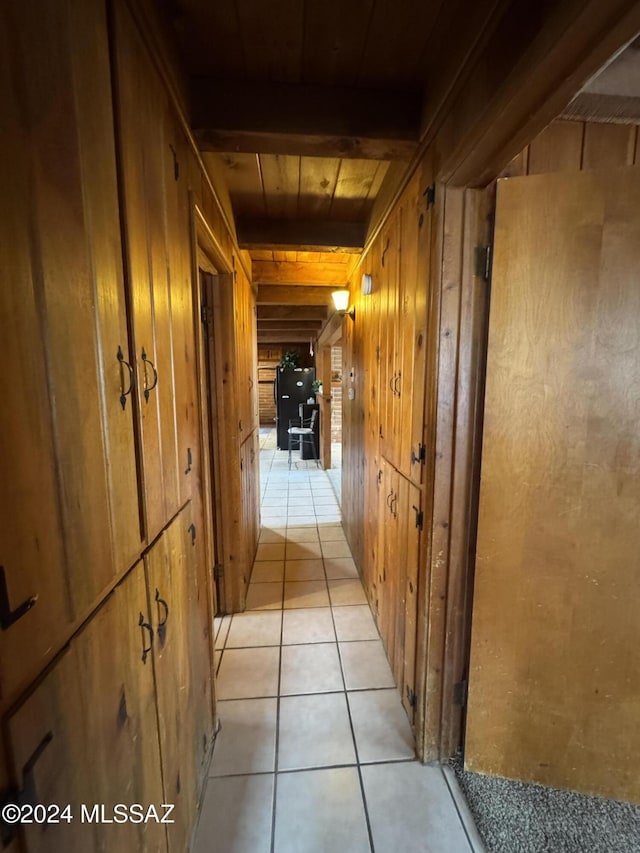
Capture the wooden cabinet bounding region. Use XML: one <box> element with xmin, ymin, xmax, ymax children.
<box><xmin>112</xmin><ymin>0</ymin><xmax>184</xmax><ymax>544</ymax></box>
<box><xmin>5</xmin><ymin>503</ymin><xmax>214</xmax><ymax>853</ymax></box>
<box><xmin>376</xmin><ymin>173</ymin><xmax>430</xmax><ymax>484</ymax></box>
<box><xmin>146</xmin><ymin>505</ymin><xmax>214</xmax><ymax>853</ymax></box>
<box><xmin>374</xmin><ymin>461</ymin><xmax>421</xmax><ymax>726</ymax></box>
<box><xmin>0</xmin><ymin>0</ymin><xmax>140</xmax><ymax>708</ymax></box>
<box><xmin>6</xmin><ymin>563</ymin><xmax>165</xmax><ymax>853</ymax></box>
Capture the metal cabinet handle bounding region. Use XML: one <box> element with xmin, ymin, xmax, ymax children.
<box><xmin>155</xmin><ymin>588</ymin><xmax>169</xmax><ymax>646</ymax></box>
<box><xmin>138</xmin><ymin>612</ymin><xmax>153</xmax><ymax>663</ymax></box>
<box><xmin>117</xmin><ymin>346</ymin><xmax>134</xmax><ymax>410</ymax></box>
<box><xmin>386</xmin><ymin>491</ymin><xmax>393</xmax><ymax>508</ymax></box>
<box><xmin>185</xmin><ymin>447</ymin><xmax>192</xmax><ymax>475</ymax></box>
<box><xmin>141</xmin><ymin>348</ymin><xmax>158</xmax><ymax>402</ymax></box>
<box><xmin>394</xmin><ymin>373</ymin><xmax>401</xmax><ymax>395</ymax></box>
<box><xmin>390</xmin><ymin>494</ymin><xmax>398</xmax><ymax>518</ymax></box>
<box><xmin>155</xmin><ymin>588</ymin><xmax>169</xmax><ymax>627</ymax></box>
<box><xmin>389</xmin><ymin>375</ymin><xmax>396</xmax><ymax>394</ymax></box>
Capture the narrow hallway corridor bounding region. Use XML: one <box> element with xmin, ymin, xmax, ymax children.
<box><xmin>193</xmin><ymin>432</ymin><xmax>482</xmax><ymax>852</ymax></box>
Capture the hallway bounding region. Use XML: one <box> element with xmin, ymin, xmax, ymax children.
<box><xmin>193</xmin><ymin>434</ymin><xmax>482</xmax><ymax>852</ymax></box>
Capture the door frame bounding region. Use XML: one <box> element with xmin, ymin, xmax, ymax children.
<box><xmin>190</xmin><ymin>201</ymin><xmax>241</xmax><ymax>619</ymax></box>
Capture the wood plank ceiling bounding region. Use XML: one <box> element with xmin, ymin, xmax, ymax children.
<box><xmin>165</xmin><ymin>0</ymin><xmax>599</xmax><ymax>342</ymax></box>
<box><xmin>166</xmin><ymin>0</ymin><xmax>451</xmax><ymax>342</ymax></box>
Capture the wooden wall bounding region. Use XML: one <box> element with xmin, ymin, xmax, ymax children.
<box><xmin>0</xmin><ymin>0</ymin><xmax>258</xmax><ymax>849</ymax></box>
<box><xmin>502</xmin><ymin>119</ymin><xmax>640</xmax><ymax>177</ymax></box>
<box><xmin>342</xmin><ymin>158</ymin><xmax>435</xmax><ymax>729</ymax></box>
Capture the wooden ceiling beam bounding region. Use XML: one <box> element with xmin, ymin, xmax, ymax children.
<box><xmin>257</xmin><ymin>320</ymin><xmax>323</xmax><ymax>331</ymax></box>
<box><xmin>252</xmin><ymin>260</ymin><xmax>349</xmax><ymax>287</ymax></box>
<box><xmin>257</xmin><ymin>285</ymin><xmax>335</xmax><ymax>306</ymax></box>
<box><xmin>191</xmin><ymin>80</ymin><xmax>420</xmax><ymax>160</ymax></box>
<box><xmin>258</xmin><ymin>332</ymin><xmax>319</xmax><ymax>343</ymax></box>
<box><xmin>258</xmin><ymin>305</ymin><xmax>328</xmax><ymax>320</ymax></box>
<box><xmin>317</xmin><ymin>313</ymin><xmax>345</xmax><ymax>349</ymax></box>
<box><xmin>238</xmin><ymin>219</ymin><xmax>365</xmax><ymax>253</ymax></box>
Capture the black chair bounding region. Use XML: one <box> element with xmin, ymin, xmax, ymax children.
<box><xmin>287</xmin><ymin>409</ymin><xmax>319</xmax><ymax>469</ymax></box>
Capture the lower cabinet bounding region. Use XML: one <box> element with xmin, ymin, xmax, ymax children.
<box><xmin>145</xmin><ymin>503</ymin><xmax>214</xmax><ymax>852</ymax></box>
<box><xmin>375</xmin><ymin>460</ymin><xmax>421</xmax><ymax>726</ymax></box>
<box><xmin>4</xmin><ymin>503</ymin><xmax>213</xmax><ymax>853</ymax></box>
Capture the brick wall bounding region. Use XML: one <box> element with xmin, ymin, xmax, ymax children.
<box><xmin>330</xmin><ymin>345</ymin><xmax>342</xmax><ymax>442</ymax></box>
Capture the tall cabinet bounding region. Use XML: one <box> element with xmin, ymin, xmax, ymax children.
<box><xmin>0</xmin><ymin>0</ymin><xmax>250</xmax><ymax>850</ymax></box>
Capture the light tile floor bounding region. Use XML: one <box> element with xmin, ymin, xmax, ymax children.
<box><xmin>194</xmin><ymin>432</ymin><xmax>483</xmax><ymax>853</ymax></box>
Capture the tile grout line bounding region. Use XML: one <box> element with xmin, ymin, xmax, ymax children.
<box><xmin>267</xmin><ymin>485</ymin><xmax>287</xmax><ymax>853</ymax></box>
<box><xmin>328</xmin><ymin>595</ymin><xmax>376</xmax><ymax>853</ymax></box>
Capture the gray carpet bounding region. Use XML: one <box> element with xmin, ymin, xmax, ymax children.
<box><xmin>452</xmin><ymin>760</ymin><xmax>640</xmax><ymax>852</ymax></box>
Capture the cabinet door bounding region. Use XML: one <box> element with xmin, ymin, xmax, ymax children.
<box><xmin>0</xmin><ymin>0</ymin><xmax>140</xmax><ymax>706</ymax></box>
<box><xmin>112</xmin><ymin>2</ymin><xmax>180</xmax><ymax>542</ymax></box>
<box><xmin>397</xmin><ymin>176</ymin><xmax>424</xmax><ymax>483</ymax></box>
<box><xmin>75</xmin><ymin>564</ymin><xmax>167</xmax><ymax>853</ymax></box>
<box><xmin>6</xmin><ymin>563</ymin><xmax>165</xmax><ymax>853</ymax></box>
<box><xmin>394</xmin><ymin>477</ymin><xmax>421</xmax><ymax>723</ymax></box>
<box><xmin>163</xmin><ymin>108</ymin><xmax>200</xmax><ymax>508</ymax></box>
<box><xmin>6</xmin><ymin>647</ymin><xmax>95</xmax><ymax>853</ymax></box>
<box><xmin>376</xmin><ymin>461</ymin><xmax>398</xmax><ymax>660</ymax></box>
<box><xmin>146</xmin><ymin>505</ymin><xmax>213</xmax><ymax>853</ymax></box>
<box><xmin>378</xmin><ymin>215</ymin><xmax>398</xmax><ymax>465</ymax></box>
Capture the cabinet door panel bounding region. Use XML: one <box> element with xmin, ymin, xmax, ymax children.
<box><xmin>112</xmin><ymin>2</ymin><xmax>180</xmax><ymax>542</ymax></box>
<box><xmin>7</xmin><ymin>564</ymin><xmax>165</xmax><ymax>853</ymax></box>
<box><xmin>6</xmin><ymin>647</ymin><xmax>95</xmax><ymax>853</ymax></box>
<box><xmin>0</xmin><ymin>0</ymin><xmax>140</xmax><ymax>705</ymax></box>
<box><xmin>76</xmin><ymin>565</ymin><xmax>166</xmax><ymax>852</ymax></box>
<box><xmin>401</xmin><ymin>482</ymin><xmax>421</xmax><ymax>725</ymax></box>
<box><xmin>164</xmin><ymin>110</ymin><xmax>200</xmax><ymax>507</ymax></box>
<box><xmin>147</xmin><ymin>505</ymin><xmax>212</xmax><ymax>852</ymax></box>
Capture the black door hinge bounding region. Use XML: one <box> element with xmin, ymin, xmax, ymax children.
<box><xmin>453</xmin><ymin>679</ymin><xmax>468</xmax><ymax>708</ymax></box>
<box><xmin>474</xmin><ymin>245</ymin><xmax>492</xmax><ymax>281</ymax></box>
<box><xmin>214</xmin><ymin>564</ymin><xmax>224</xmax><ymax>581</ymax></box>
<box><xmin>424</xmin><ymin>184</ymin><xmax>436</xmax><ymax>208</ymax></box>
<box><xmin>406</xmin><ymin>686</ymin><xmax>418</xmax><ymax>709</ymax></box>
<box><xmin>413</xmin><ymin>506</ymin><xmax>424</xmax><ymax>530</ymax></box>
<box><xmin>188</xmin><ymin>523</ymin><xmax>197</xmax><ymax>545</ymax></box>
<box><xmin>411</xmin><ymin>443</ymin><xmax>426</xmax><ymax>465</ymax></box>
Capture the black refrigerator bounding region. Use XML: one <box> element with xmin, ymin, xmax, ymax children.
<box><xmin>275</xmin><ymin>367</ymin><xmax>316</xmax><ymax>450</ymax></box>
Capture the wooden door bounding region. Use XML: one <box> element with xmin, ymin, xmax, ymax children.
<box><xmin>112</xmin><ymin>1</ymin><xmax>180</xmax><ymax>543</ymax></box>
<box><xmin>164</xmin><ymin>108</ymin><xmax>200</xmax><ymax>508</ymax></box>
<box><xmin>75</xmin><ymin>564</ymin><xmax>167</xmax><ymax>852</ymax></box>
<box><xmin>6</xmin><ymin>563</ymin><xmax>165</xmax><ymax>853</ymax></box>
<box><xmin>400</xmin><ymin>480</ymin><xmax>421</xmax><ymax>724</ymax></box>
<box><xmin>146</xmin><ymin>504</ymin><xmax>212</xmax><ymax>852</ymax></box>
<box><xmin>0</xmin><ymin>0</ymin><xmax>140</xmax><ymax>706</ymax></box>
<box><xmin>466</xmin><ymin>169</ymin><xmax>640</xmax><ymax>803</ymax></box>
<box><xmin>5</xmin><ymin>647</ymin><xmax>95</xmax><ymax>853</ymax></box>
